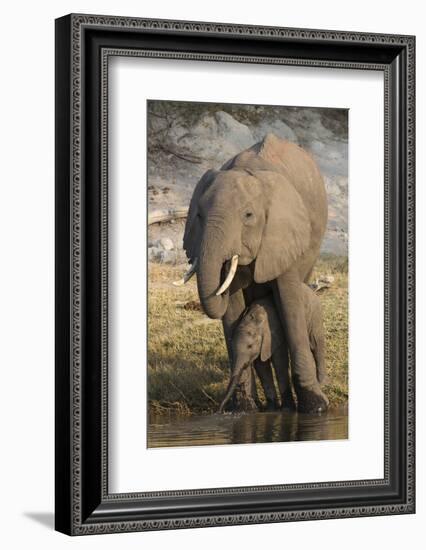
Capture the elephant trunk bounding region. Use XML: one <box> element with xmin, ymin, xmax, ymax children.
<box><xmin>197</xmin><ymin>225</ymin><xmax>232</xmax><ymax>320</ymax></box>
<box><xmin>218</xmin><ymin>360</ymin><xmax>246</xmax><ymax>413</ymax></box>
<box><xmin>219</xmin><ymin>376</ymin><xmax>239</xmax><ymax>413</ymax></box>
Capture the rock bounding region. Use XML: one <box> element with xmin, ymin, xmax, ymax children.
<box><xmin>309</xmin><ymin>275</ymin><xmax>335</xmax><ymax>293</ymax></box>
<box><xmin>319</xmin><ymin>275</ymin><xmax>335</xmax><ymax>285</ymax></box>
<box><xmin>214</xmin><ymin>111</ymin><xmax>254</xmax><ymax>150</ymax></box>
<box><xmin>252</xmin><ymin>119</ymin><xmax>298</xmax><ymax>144</ymax></box>
<box><xmin>148</xmin><ymin>246</ymin><xmax>162</xmax><ymax>262</ymax></box>
<box><xmin>177</xmin><ymin>110</ymin><xmax>255</xmax><ymax>164</ymax></box>
<box><xmin>148</xmin><ymin>245</ymin><xmax>176</xmax><ymax>263</ymax></box>
<box><xmin>158</xmin><ymin>249</ymin><xmax>176</xmax><ymax>264</ymax></box>
<box><xmin>159</xmin><ymin>237</ymin><xmax>174</xmax><ymax>251</ymax></box>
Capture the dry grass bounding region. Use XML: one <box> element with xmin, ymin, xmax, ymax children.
<box><xmin>311</xmin><ymin>255</ymin><xmax>349</xmax><ymax>405</ymax></box>
<box><xmin>148</xmin><ymin>256</ymin><xmax>348</xmax><ymax>415</ymax></box>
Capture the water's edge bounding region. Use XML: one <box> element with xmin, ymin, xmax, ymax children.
<box><xmin>148</xmin><ymin>406</ymin><xmax>348</xmax><ymax>449</ymax></box>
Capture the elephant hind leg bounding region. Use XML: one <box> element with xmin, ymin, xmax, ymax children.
<box><xmin>312</xmin><ymin>335</ymin><xmax>328</xmax><ymax>385</ymax></box>
<box><xmin>274</xmin><ymin>272</ymin><xmax>329</xmax><ymax>413</ymax></box>
<box><xmin>309</xmin><ymin>308</ymin><xmax>328</xmax><ymax>385</ymax></box>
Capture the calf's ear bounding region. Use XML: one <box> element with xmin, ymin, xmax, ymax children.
<box><xmin>260</xmin><ymin>307</ymin><xmax>283</xmax><ymax>362</ymax></box>
<box><xmin>260</xmin><ymin>324</ymin><xmax>273</xmax><ymax>362</ymax></box>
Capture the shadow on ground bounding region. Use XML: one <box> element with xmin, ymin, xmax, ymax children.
<box><xmin>24</xmin><ymin>512</ymin><xmax>54</xmax><ymax>530</ymax></box>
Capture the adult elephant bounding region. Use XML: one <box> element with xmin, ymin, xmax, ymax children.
<box><xmin>179</xmin><ymin>133</ymin><xmax>328</xmax><ymax>413</ymax></box>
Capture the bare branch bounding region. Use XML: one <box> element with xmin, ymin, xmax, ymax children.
<box><xmin>158</xmin><ymin>144</ymin><xmax>204</xmax><ymax>164</ymax></box>
<box><xmin>148</xmin><ymin>207</ymin><xmax>189</xmax><ymax>226</ymax></box>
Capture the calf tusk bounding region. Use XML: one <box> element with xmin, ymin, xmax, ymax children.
<box><xmin>216</xmin><ymin>255</ymin><xmax>239</xmax><ymax>296</ymax></box>
<box><xmin>172</xmin><ymin>258</ymin><xmax>198</xmax><ymax>286</ymax></box>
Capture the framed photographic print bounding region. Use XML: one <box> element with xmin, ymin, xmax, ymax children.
<box><xmin>55</xmin><ymin>14</ymin><xmax>415</xmax><ymax>535</ymax></box>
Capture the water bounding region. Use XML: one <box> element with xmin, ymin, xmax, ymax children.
<box><xmin>148</xmin><ymin>406</ymin><xmax>348</xmax><ymax>448</ymax></box>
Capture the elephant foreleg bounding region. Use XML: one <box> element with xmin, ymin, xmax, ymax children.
<box><xmin>272</xmin><ymin>343</ymin><xmax>296</xmax><ymax>410</ymax></box>
<box><xmin>273</xmin><ymin>271</ymin><xmax>329</xmax><ymax>413</ymax></box>
<box><xmin>253</xmin><ymin>359</ymin><xmax>279</xmax><ymax>410</ymax></box>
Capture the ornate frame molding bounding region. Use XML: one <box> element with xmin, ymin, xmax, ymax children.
<box><xmin>55</xmin><ymin>14</ymin><xmax>415</xmax><ymax>535</ymax></box>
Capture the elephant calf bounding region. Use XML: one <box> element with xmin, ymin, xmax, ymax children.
<box><xmin>219</xmin><ymin>285</ymin><xmax>327</xmax><ymax>413</ymax></box>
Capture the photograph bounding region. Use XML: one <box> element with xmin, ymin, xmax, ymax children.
<box><xmin>146</xmin><ymin>100</ymin><xmax>349</xmax><ymax>448</ymax></box>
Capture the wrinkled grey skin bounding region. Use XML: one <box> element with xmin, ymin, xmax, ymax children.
<box><xmin>219</xmin><ymin>287</ymin><xmax>327</xmax><ymax>413</ymax></box>
<box><xmin>183</xmin><ymin>134</ymin><xmax>329</xmax><ymax>413</ymax></box>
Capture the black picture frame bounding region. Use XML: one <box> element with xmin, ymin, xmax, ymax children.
<box><xmin>55</xmin><ymin>13</ymin><xmax>415</xmax><ymax>535</ymax></box>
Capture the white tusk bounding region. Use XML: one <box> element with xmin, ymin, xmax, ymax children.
<box><xmin>172</xmin><ymin>258</ymin><xmax>198</xmax><ymax>286</ymax></box>
<box><xmin>216</xmin><ymin>255</ymin><xmax>239</xmax><ymax>296</ymax></box>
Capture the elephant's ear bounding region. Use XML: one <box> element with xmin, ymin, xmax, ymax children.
<box><xmin>260</xmin><ymin>301</ymin><xmax>284</xmax><ymax>362</ymax></box>
<box><xmin>260</xmin><ymin>324</ymin><xmax>272</xmax><ymax>362</ymax></box>
<box><xmin>183</xmin><ymin>169</ymin><xmax>218</xmax><ymax>261</ymax></box>
<box><xmin>254</xmin><ymin>171</ymin><xmax>311</xmax><ymax>284</ymax></box>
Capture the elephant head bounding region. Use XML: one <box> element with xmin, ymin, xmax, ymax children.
<box><xmin>180</xmin><ymin>135</ymin><xmax>313</xmax><ymax>319</ymax></box>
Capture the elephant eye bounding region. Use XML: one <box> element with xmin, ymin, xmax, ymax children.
<box><xmin>247</xmin><ymin>344</ymin><xmax>252</xmax><ymax>349</ymax></box>
<box><xmin>243</xmin><ymin>210</ymin><xmax>255</xmax><ymax>224</ymax></box>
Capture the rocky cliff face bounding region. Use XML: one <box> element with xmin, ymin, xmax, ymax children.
<box><xmin>147</xmin><ymin>102</ymin><xmax>348</xmax><ymax>261</ymax></box>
